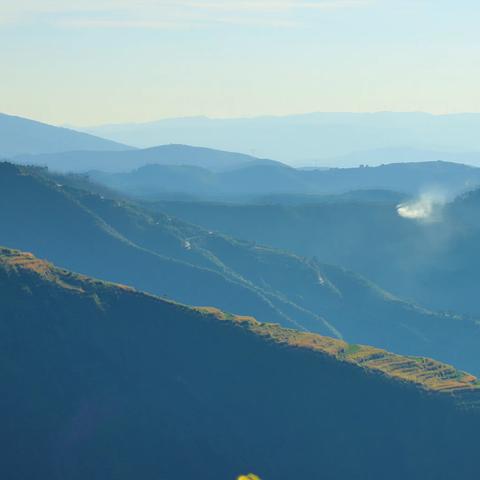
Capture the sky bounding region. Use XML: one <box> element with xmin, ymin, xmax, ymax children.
<box><xmin>1</xmin><ymin>0</ymin><xmax>480</xmax><ymax>126</ymax></box>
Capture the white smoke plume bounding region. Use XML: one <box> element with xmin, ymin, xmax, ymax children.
<box><xmin>396</xmin><ymin>191</ymin><xmax>447</xmax><ymax>222</ymax></box>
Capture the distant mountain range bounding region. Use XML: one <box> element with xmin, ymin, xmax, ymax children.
<box><xmin>3</xmin><ymin>162</ymin><xmax>480</xmax><ymax>376</ymax></box>
<box><xmin>5</xmin><ymin>113</ymin><xmax>480</xmax><ymax>200</ymax></box>
<box><xmin>3</xmin><ymin>246</ymin><xmax>480</xmax><ymax>480</ymax></box>
<box><xmin>78</xmin><ymin>112</ymin><xmax>480</xmax><ymax>165</ymax></box>
<box><xmin>0</xmin><ymin>113</ymin><xmax>132</xmax><ymax>157</ymax></box>
<box><xmin>6</xmin><ymin>112</ymin><xmax>480</xmax><ymax>171</ymax></box>
<box><xmin>89</xmin><ymin>160</ymin><xmax>480</xmax><ymax>199</ymax></box>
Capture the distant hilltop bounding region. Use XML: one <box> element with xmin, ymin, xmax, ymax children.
<box><xmin>0</xmin><ymin>112</ymin><xmax>132</xmax><ymax>157</ymax></box>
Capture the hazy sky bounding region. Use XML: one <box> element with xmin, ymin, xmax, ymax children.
<box><xmin>1</xmin><ymin>0</ymin><xmax>480</xmax><ymax>125</ymax></box>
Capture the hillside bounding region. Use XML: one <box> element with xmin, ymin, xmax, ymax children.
<box><xmin>2</xmin><ymin>247</ymin><xmax>480</xmax><ymax>480</ymax></box>
<box><xmin>90</xmin><ymin>160</ymin><xmax>480</xmax><ymax>200</ymax></box>
<box><xmin>0</xmin><ymin>113</ymin><xmax>131</xmax><ymax>157</ymax></box>
<box><xmin>4</xmin><ymin>162</ymin><xmax>480</xmax><ymax>375</ymax></box>
<box><xmin>0</xmin><ymin>162</ymin><xmax>291</xmax><ymax>328</ymax></box>
<box><xmin>14</xmin><ymin>144</ymin><xmax>280</xmax><ymax>173</ymax></box>
<box><xmin>154</xmin><ymin>190</ymin><xmax>480</xmax><ymax>318</ymax></box>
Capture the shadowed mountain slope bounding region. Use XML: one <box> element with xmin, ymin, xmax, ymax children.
<box><xmin>0</xmin><ymin>113</ymin><xmax>131</xmax><ymax>157</ymax></box>
<box><xmin>2</xmin><ymin>247</ymin><xmax>480</xmax><ymax>480</ymax></box>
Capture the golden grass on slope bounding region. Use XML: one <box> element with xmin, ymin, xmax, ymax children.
<box><xmin>2</xmin><ymin>250</ymin><xmax>50</xmax><ymax>275</ymax></box>
<box><xmin>196</xmin><ymin>307</ymin><xmax>480</xmax><ymax>394</ymax></box>
<box><xmin>0</xmin><ymin>247</ymin><xmax>135</xmax><ymax>294</ymax></box>
<box><xmin>0</xmin><ymin>248</ymin><xmax>89</xmax><ymax>293</ymax></box>
<box><xmin>1</xmin><ymin>248</ymin><xmax>478</xmax><ymax>395</ymax></box>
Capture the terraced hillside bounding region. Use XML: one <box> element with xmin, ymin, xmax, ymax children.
<box><xmin>2</xmin><ymin>247</ymin><xmax>480</xmax><ymax>480</ymax></box>
<box><xmin>200</xmin><ymin>306</ymin><xmax>479</xmax><ymax>394</ymax></box>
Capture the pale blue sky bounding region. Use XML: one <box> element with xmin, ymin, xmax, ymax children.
<box><xmin>1</xmin><ymin>0</ymin><xmax>479</xmax><ymax>125</ymax></box>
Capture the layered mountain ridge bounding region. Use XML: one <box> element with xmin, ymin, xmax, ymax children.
<box><xmin>79</xmin><ymin>112</ymin><xmax>480</xmax><ymax>164</ymax></box>
<box><xmin>3</xmin><ymin>162</ymin><xmax>480</xmax><ymax>377</ymax></box>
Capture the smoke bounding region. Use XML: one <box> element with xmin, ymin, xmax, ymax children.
<box><xmin>396</xmin><ymin>191</ymin><xmax>447</xmax><ymax>222</ymax></box>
